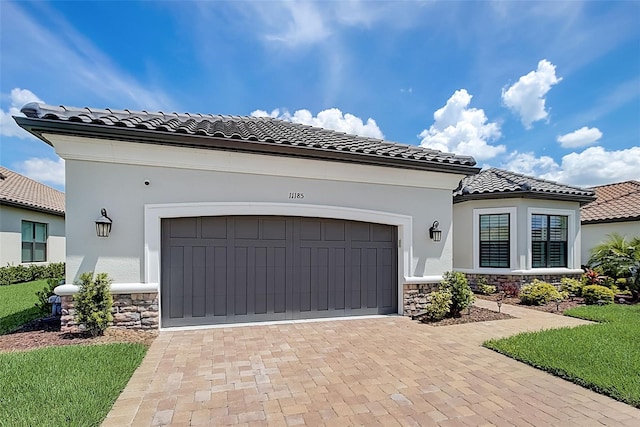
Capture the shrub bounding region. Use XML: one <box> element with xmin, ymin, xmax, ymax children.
<box><xmin>475</xmin><ymin>277</ymin><xmax>496</xmax><ymax>295</ymax></box>
<box><xmin>74</xmin><ymin>272</ymin><xmax>113</xmax><ymax>336</ymax></box>
<box><xmin>519</xmin><ymin>280</ymin><xmax>563</xmax><ymax>306</ymax></box>
<box><xmin>560</xmin><ymin>277</ymin><xmax>584</xmax><ymax>297</ymax></box>
<box><xmin>500</xmin><ymin>283</ymin><xmax>520</xmax><ymax>297</ymax></box>
<box><xmin>34</xmin><ymin>277</ymin><xmax>63</xmax><ymax>316</ymax></box>
<box><xmin>423</xmin><ymin>290</ymin><xmax>452</xmax><ymax>321</ymax></box>
<box><xmin>0</xmin><ymin>263</ymin><xmax>65</xmax><ymax>286</ymax></box>
<box><xmin>582</xmin><ymin>285</ymin><xmax>615</xmax><ymax>305</ymax></box>
<box><xmin>440</xmin><ymin>271</ymin><xmax>475</xmax><ymax>317</ymax></box>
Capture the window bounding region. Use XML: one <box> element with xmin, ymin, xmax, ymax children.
<box><xmin>479</xmin><ymin>213</ymin><xmax>510</xmax><ymax>268</ymax></box>
<box><xmin>21</xmin><ymin>221</ymin><xmax>47</xmax><ymax>262</ymax></box>
<box><xmin>531</xmin><ymin>214</ymin><xmax>567</xmax><ymax>268</ymax></box>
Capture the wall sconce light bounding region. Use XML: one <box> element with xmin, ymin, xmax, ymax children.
<box><xmin>429</xmin><ymin>220</ymin><xmax>442</xmax><ymax>242</ymax></box>
<box><xmin>95</xmin><ymin>208</ymin><xmax>112</xmax><ymax>238</ymax></box>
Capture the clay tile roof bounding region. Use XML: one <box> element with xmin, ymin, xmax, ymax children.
<box><xmin>15</xmin><ymin>103</ymin><xmax>479</xmax><ymax>174</ymax></box>
<box><xmin>453</xmin><ymin>168</ymin><xmax>595</xmax><ymax>204</ymax></box>
<box><xmin>0</xmin><ymin>166</ymin><xmax>65</xmax><ymax>215</ymax></box>
<box><xmin>581</xmin><ymin>180</ymin><xmax>640</xmax><ymax>224</ymax></box>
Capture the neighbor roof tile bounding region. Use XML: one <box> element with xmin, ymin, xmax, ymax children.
<box><xmin>581</xmin><ymin>180</ymin><xmax>640</xmax><ymax>223</ymax></box>
<box><xmin>0</xmin><ymin>166</ymin><xmax>65</xmax><ymax>215</ymax></box>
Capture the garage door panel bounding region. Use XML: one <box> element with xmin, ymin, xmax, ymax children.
<box><xmin>161</xmin><ymin>216</ymin><xmax>397</xmax><ymax>326</ymax></box>
<box><xmin>192</xmin><ymin>246</ymin><xmax>206</xmax><ymax>318</ymax></box>
<box><xmin>201</xmin><ymin>217</ymin><xmax>227</xmax><ymax>238</ymax></box>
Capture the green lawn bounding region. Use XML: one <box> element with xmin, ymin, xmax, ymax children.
<box><xmin>484</xmin><ymin>304</ymin><xmax>640</xmax><ymax>408</ymax></box>
<box><xmin>0</xmin><ymin>280</ymin><xmax>48</xmax><ymax>335</ymax></box>
<box><xmin>0</xmin><ymin>343</ymin><xmax>148</xmax><ymax>427</ymax></box>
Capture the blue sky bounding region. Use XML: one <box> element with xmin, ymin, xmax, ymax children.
<box><xmin>1</xmin><ymin>0</ymin><xmax>638</xmax><ymax>191</ymax></box>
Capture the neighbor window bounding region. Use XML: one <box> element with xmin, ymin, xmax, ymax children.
<box><xmin>531</xmin><ymin>214</ymin><xmax>567</xmax><ymax>268</ymax></box>
<box><xmin>479</xmin><ymin>213</ymin><xmax>510</xmax><ymax>268</ymax></box>
<box><xmin>21</xmin><ymin>221</ymin><xmax>47</xmax><ymax>262</ymax></box>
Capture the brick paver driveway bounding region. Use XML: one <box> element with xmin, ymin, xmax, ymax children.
<box><xmin>104</xmin><ymin>300</ymin><xmax>640</xmax><ymax>426</ymax></box>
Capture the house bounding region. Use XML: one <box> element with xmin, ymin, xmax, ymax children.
<box><xmin>15</xmin><ymin>103</ymin><xmax>480</xmax><ymax>329</ymax></box>
<box><xmin>0</xmin><ymin>166</ymin><xmax>65</xmax><ymax>266</ymax></box>
<box><xmin>452</xmin><ymin>168</ymin><xmax>595</xmax><ymax>288</ymax></box>
<box><xmin>580</xmin><ymin>180</ymin><xmax>640</xmax><ymax>265</ymax></box>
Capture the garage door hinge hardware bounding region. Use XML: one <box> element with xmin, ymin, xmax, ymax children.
<box><xmin>398</xmin><ymin>239</ymin><xmax>401</xmax><ymax>248</ymax></box>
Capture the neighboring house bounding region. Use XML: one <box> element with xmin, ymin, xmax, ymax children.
<box><xmin>15</xmin><ymin>103</ymin><xmax>480</xmax><ymax>329</ymax></box>
<box><xmin>0</xmin><ymin>166</ymin><xmax>65</xmax><ymax>266</ymax></box>
<box><xmin>452</xmin><ymin>168</ymin><xmax>595</xmax><ymax>288</ymax></box>
<box><xmin>580</xmin><ymin>180</ymin><xmax>640</xmax><ymax>265</ymax></box>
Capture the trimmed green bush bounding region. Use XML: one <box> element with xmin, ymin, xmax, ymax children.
<box><xmin>423</xmin><ymin>290</ymin><xmax>452</xmax><ymax>321</ymax></box>
<box><xmin>440</xmin><ymin>271</ymin><xmax>475</xmax><ymax>317</ymax></box>
<box><xmin>560</xmin><ymin>277</ymin><xmax>584</xmax><ymax>297</ymax></box>
<box><xmin>478</xmin><ymin>283</ymin><xmax>496</xmax><ymax>295</ymax></box>
<box><xmin>582</xmin><ymin>285</ymin><xmax>614</xmax><ymax>305</ymax></box>
<box><xmin>0</xmin><ymin>263</ymin><xmax>65</xmax><ymax>286</ymax></box>
<box><xmin>519</xmin><ymin>280</ymin><xmax>562</xmax><ymax>306</ymax></box>
<box><xmin>74</xmin><ymin>272</ymin><xmax>113</xmax><ymax>336</ymax></box>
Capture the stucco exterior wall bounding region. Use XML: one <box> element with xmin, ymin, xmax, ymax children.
<box><xmin>581</xmin><ymin>221</ymin><xmax>640</xmax><ymax>264</ymax></box>
<box><xmin>453</xmin><ymin>197</ymin><xmax>583</xmax><ymax>274</ymax></box>
<box><xmin>0</xmin><ymin>204</ymin><xmax>65</xmax><ymax>265</ymax></box>
<box><xmin>51</xmin><ymin>135</ymin><xmax>464</xmax><ymax>313</ymax></box>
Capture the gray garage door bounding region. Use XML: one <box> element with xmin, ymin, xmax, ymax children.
<box><xmin>161</xmin><ymin>216</ymin><xmax>397</xmax><ymax>327</ymax></box>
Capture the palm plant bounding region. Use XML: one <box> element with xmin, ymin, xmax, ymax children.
<box><xmin>588</xmin><ymin>233</ymin><xmax>640</xmax><ymax>300</ymax></box>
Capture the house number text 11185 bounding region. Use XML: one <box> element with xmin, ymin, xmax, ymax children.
<box><xmin>289</xmin><ymin>192</ymin><xmax>304</xmax><ymax>199</ymax></box>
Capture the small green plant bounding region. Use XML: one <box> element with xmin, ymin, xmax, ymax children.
<box><xmin>476</xmin><ymin>277</ymin><xmax>496</xmax><ymax>295</ymax></box>
<box><xmin>560</xmin><ymin>277</ymin><xmax>584</xmax><ymax>297</ymax></box>
<box><xmin>582</xmin><ymin>285</ymin><xmax>615</xmax><ymax>305</ymax></box>
<box><xmin>74</xmin><ymin>272</ymin><xmax>113</xmax><ymax>336</ymax></box>
<box><xmin>519</xmin><ymin>280</ymin><xmax>563</xmax><ymax>306</ymax></box>
<box><xmin>440</xmin><ymin>271</ymin><xmax>475</xmax><ymax>317</ymax></box>
<box><xmin>423</xmin><ymin>290</ymin><xmax>452</xmax><ymax>321</ymax></box>
<box><xmin>34</xmin><ymin>277</ymin><xmax>63</xmax><ymax>316</ymax></box>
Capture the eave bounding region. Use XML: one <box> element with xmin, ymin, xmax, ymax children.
<box><xmin>15</xmin><ymin>116</ymin><xmax>482</xmax><ymax>176</ymax></box>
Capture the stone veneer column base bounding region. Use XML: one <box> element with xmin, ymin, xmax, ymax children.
<box><xmin>403</xmin><ymin>283</ymin><xmax>441</xmax><ymax>316</ymax></box>
<box><xmin>60</xmin><ymin>292</ymin><xmax>159</xmax><ymax>332</ymax></box>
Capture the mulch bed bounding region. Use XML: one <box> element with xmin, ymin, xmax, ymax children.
<box><xmin>0</xmin><ymin>317</ymin><xmax>157</xmax><ymax>353</ymax></box>
<box><xmin>417</xmin><ymin>305</ymin><xmax>514</xmax><ymax>326</ymax></box>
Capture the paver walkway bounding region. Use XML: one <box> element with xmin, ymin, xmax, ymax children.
<box><xmin>103</xmin><ymin>300</ymin><xmax>640</xmax><ymax>426</ymax></box>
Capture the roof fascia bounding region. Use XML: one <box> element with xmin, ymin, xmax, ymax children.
<box><xmin>14</xmin><ymin>116</ymin><xmax>481</xmax><ymax>175</ymax></box>
<box><xmin>0</xmin><ymin>200</ymin><xmax>65</xmax><ymax>217</ymax></box>
<box><xmin>454</xmin><ymin>191</ymin><xmax>595</xmax><ymax>205</ymax></box>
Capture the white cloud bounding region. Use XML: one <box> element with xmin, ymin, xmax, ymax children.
<box><xmin>0</xmin><ymin>88</ymin><xmax>44</xmax><ymax>138</ymax></box>
<box><xmin>418</xmin><ymin>89</ymin><xmax>504</xmax><ymax>160</ymax></box>
<box><xmin>16</xmin><ymin>157</ymin><xmax>65</xmax><ymax>187</ymax></box>
<box><xmin>262</xmin><ymin>1</ymin><xmax>331</xmax><ymax>47</ymax></box>
<box><xmin>557</xmin><ymin>126</ymin><xmax>603</xmax><ymax>148</ymax></box>
<box><xmin>251</xmin><ymin>107</ymin><xmax>384</xmax><ymax>139</ymax></box>
<box><xmin>501</xmin><ymin>151</ymin><xmax>560</xmax><ymax>178</ymax></box>
<box><xmin>501</xmin><ymin>146</ymin><xmax>640</xmax><ymax>187</ymax></box>
<box><xmin>502</xmin><ymin>59</ymin><xmax>562</xmax><ymax>128</ymax></box>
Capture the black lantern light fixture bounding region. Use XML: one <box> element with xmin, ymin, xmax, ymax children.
<box><xmin>429</xmin><ymin>220</ymin><xmax>442</xmax><ymax>242</ymax></box>
<box><xmin>95</xmin><ymin>208</ymin><xmax>112</xmax><ymax>238</ymax></box>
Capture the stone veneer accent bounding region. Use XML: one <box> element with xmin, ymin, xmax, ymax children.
<box><xmin>60</xmin><ymin>292</ymin><xmax>159</xmax><ymax>332</ymax></box>
<box><xmin>403</xmin><ymin>283</ymin><xmax>441</xmax><ymax>316</ymax></box>
<box><xmin>402</xmin><ymin>272</ymin><xmax>583</xmax><ymax>317</ymax></box>
<box><xmin>463</xmin><ymin>273</ymin><xmax>583</xmax><ymax>292</ymax></box>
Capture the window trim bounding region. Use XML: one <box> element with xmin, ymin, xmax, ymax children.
<box><xmin>21</xmin><ymin>220</ymin><xmax>48</xmax><ymax>263</ymax></box>
<box><xmin>473</xmin><ymin>207</ymin><xmax>517</xmax><ymax>271</ymax></box>
<box><xmin>527</xmin><ymin>208</ymin><xmax>576</xmax><ymax>270</ymax></box>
